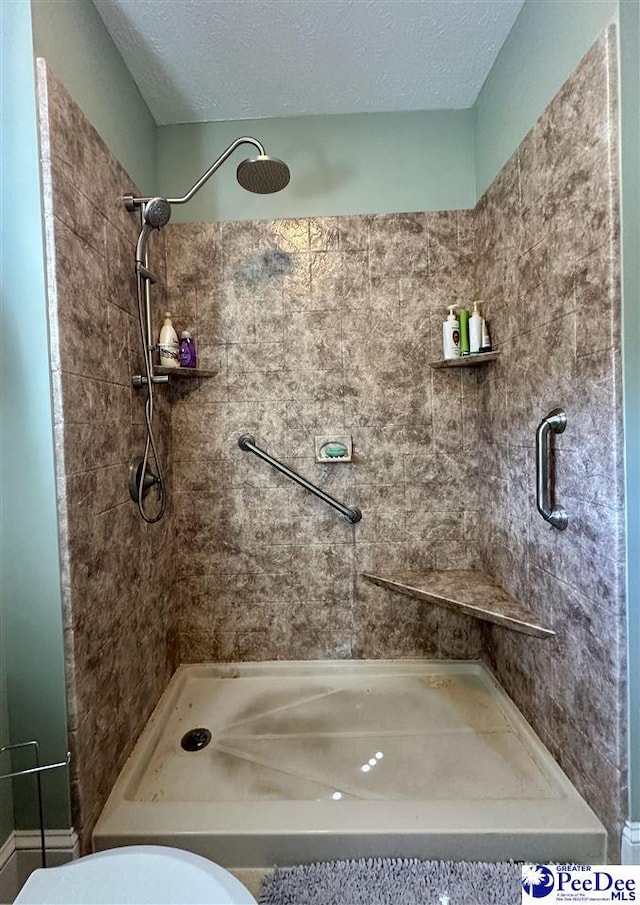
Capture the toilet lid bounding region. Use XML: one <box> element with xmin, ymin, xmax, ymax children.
<box><xmin>14</xmin><ymin>845</ymin><xmax>257</xmax><ymax>904</ymax></box>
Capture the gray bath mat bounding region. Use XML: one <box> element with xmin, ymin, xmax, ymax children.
<box><xmin>259</xmin><ymin>858</ymin><xmax>521</xmax><ymax>905</ymax></box>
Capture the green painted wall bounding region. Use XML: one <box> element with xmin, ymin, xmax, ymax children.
<box><xmin>0</xmin><ymin>307</ymin><xmax>12</xmax><ymax>857</ymax></box>
<box><xmin>31</xmin><ymin>0</ymin><xmax>157</xmax><ymax>194</ymax></box>
<box><xmin>28</xmin><ymin>0</ymin><xmax>622</xmax><ymax>223</ymax></box>
<box><xmin>474</xmin><ymin>0</ymin><xmax>619</xmax><ymax>196</ymax></box>
<box><xmin>1</xmin><ymin>1</ymin><xmax>71</xmax><ymax>834</ymax></box>
<box><xmin>157</xmin><ymin>110</ymin><xmax>476</xmax><ymax>223</ymax></box>
<box><xmin>620</xmin><ymin>0</ymin><xmax>640</xmax><ymax>823</ymax></box>
<box><xmin>0</xmin><ymin>621</ymin><xmax>11</xmax><ymax>847</ymax></box>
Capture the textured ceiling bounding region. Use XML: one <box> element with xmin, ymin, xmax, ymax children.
<box><xmin>93</xmin><ymin>0</ymin><xmax>525</xmax><ymax>125</ymax></box>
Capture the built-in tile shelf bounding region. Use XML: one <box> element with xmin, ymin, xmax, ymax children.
<box><xmin>362</xmin><ymin>569</ymin><xmax>554</xmax><ymax>639</ymax></box>
<box><xmin>430</xmin><ymin>351</ymin><xmax>500</xmax><ymax>369</ymax></box>
<box><xmin>155</xmin><ymin>366</ymin><xmax>217</xmax><ymax>379</ymax></box>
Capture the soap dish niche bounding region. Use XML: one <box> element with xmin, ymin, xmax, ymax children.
<box><xmin>315</xmin><ymin>435</ymin><xmax>353</xmax><ymax>464</ymax></box>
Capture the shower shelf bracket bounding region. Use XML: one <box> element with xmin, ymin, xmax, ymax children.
<box><xmin>155</xmin><ymin>367</ymin><xmax>218</xmax><ymax>379</ymax></box>
<box><xmin>363</xmin><ymin>569</ymin><xmax>554</xmax><ymax>638</ymax></box>
<box><xmin>132</xmin><ymin>368</ymin><xmax>218</xmax><ymax>387</ymax></box>
<box><xmin>430</xmin><ymin>351</ymin><xmax>500</xmax><ymax>369</ymax></box>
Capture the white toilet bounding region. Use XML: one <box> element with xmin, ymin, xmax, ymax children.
<box><xmin>13</xmin><ymin>845</ymin><xmax>258</xmax><ymax>904</ymax></box>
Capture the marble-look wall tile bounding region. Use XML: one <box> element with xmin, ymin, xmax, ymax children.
<box><xmin>476</xmin><ymin>27</ymin><xmax>625</xmax><ymax>859</ymax></box>
<box><xmin>37</xmin><ymin>61</ymin><xmax>178</xmax><ymax>852</ymax></box>
<box><xmin>167</xmin><ymin>201</ymin><xmax>477</xmax><ymax>669</ymax></box>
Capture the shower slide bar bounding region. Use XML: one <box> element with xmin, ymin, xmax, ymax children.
<box><xmin>238</xmin><ymin>435</ymin><xmax>362</xmax><ymax>523</ymax></box>
<box><xmin>536</xmin><ymin>408</ymin><xmax>568</xmax><ymax>530</ymax></box>
<box><xmin>135</xmin><ymin>261</ymin><xmax>159</xmax><ymax>283</ymax></box>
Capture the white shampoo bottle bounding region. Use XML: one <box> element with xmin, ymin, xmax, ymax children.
<box><xmin>469</xmin><ymin>300</ymin><xmax>483</xmax><ymax>354</ymax></box>
<box><xmin>158</xmin><ymin>312</ymin><xmax>180</xmax><ymax>368</ymax></box>
<box><xmin>442</xmin><ymin>305</ymin><xmax>461</xmax><ymax>360</ymax></box>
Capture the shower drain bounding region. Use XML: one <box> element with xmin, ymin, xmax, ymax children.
<box><xmin>180</xmin><ymin>728</ymin><xmax>212</xmax><ymax>752</ymax></box>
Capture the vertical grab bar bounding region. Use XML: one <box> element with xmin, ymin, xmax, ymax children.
<box><xmin>536</xmin><ymin>408</ymin><xmax>568</xmax><ymax>530</ymax></box>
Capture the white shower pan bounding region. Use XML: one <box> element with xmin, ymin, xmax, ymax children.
<box><xmin>93</xmin><ymin>660</ymin><xmax>606</xmax><ymax>865</ymax></box>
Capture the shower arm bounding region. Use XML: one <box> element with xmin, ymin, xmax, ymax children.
<box><xmin>124</xmin><ymin>136</ymin><xmax>266</xmax><ymax>211</ymax></box>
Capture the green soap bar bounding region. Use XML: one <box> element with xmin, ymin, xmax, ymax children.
<box><xmin>323</xmin><ymin>443</ymin><xmax>348</xmax><ymax>458</ymax></box>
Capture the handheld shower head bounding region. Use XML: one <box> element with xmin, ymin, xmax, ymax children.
<box><xmin>236</xmin><ymin>155</ymin><xmax>290</xmax><ymax>194</ymax></box>
<box><xmin>136</xmin><ymin>198</ymin><xmax>172</xmax><ymax>264</ymax></box>
<box><xmin>144</xmin><ymin>197</ymin><xmax>172</xmax><ymax>228</ymax></box>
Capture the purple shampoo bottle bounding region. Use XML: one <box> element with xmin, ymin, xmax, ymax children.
<box><xmin>179</xmin><ymin>331</ymin><xmax>197</xmax><ymax>368</ymax></box>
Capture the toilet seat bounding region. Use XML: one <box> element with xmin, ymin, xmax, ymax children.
<box><xmin>13</xmin><ymin>845</ymin><xmax>257</xmax><ymax>904</ymax></box>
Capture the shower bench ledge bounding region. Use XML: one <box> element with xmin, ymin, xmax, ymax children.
<box><xmin>362</xmin><ymin>569</ymin><xmax>554</xmax><ymax>638</ymax></box>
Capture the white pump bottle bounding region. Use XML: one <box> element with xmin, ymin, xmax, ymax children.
<box><xmin>158</xmin><ymin>312</ymin><xmax>180</xmax><ymax>368</ymax></box>
<box><xmin>469</xmin><ymin>300</ymin><xmax>484</xmax><ymax>354</ymax></box>
<box><xmin>442</xmin><ymin>305</ymin><xmax>461</xmax><ymax>360</ymax></box>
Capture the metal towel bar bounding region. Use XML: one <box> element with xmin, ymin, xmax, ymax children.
<box><xmin>536</xmin><ymin>409</ymin><xmax>568</xmax><ymax>530</ymax></box>
<box><xmin>238</xmin><ymin>435</ymin><xmax>362</xmax><ymax>524</ymax></box>
<box><xmin>0</xmin><ymin>742</ymin><xmax>71</xmax><ymax>868</ymax></box>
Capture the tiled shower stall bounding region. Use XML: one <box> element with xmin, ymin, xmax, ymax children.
<box><xmin>36</xmin><ymin>28</ymin><xmax>625</xmax><ymax>858</ymax></box>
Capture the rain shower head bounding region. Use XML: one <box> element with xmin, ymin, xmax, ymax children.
<box><xmin>125</xmin><ymin>137</ymin><xmax>290</xmax><ymax>213</ymax></box>
<box><xmin>236</xmin><ymin>155</ymin><xmax>290</xmax><ymax>194</ymax></box>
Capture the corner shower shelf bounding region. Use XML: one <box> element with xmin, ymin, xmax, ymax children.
<box><xmin>155</xmin><ymin>366</ymin><xmax>217</xmax><ymax>379</ymax></box>
<box><xmin>430</xmin><ymin>351</ymin><xmax>500</xmax><ymax>369</ymax></box>
<box><xmin>362</xmin><ymin>569</ymin><xmax>554</xmax><ymax>639</ymax></box>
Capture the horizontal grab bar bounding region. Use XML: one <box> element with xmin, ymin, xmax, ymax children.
<box><xmin>238</xmin><ymin>435</ymin><xmax>362</xmax><ymax>524</ymax></box>
<box><xmin>535</xmin><ymin>408</ymin><xmax>568</xmax><ymax>530</ymax></box>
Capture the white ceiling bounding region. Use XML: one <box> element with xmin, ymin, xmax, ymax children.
<box><xmin>93</xmin><ymin>0</ymin><xmax>525</xmax><ymax>126</ymax></box>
